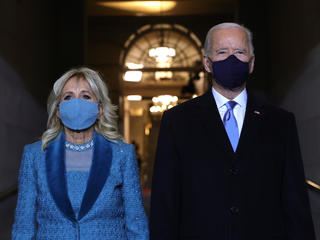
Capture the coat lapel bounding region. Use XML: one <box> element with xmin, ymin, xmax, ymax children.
<box><xmin>46</xmin><ymin>131</ymin><xmax>113</xmax><ymax>221</ymax></box>
<box><xmin>198</xmin><ymin>89</ymin><xmax>266</xmax><ymax>156</ymax></box>
<box><xmin>198</xmin><ymin>90</ymin><xmax>235</xmax><ymax>155</ymax></box>
<box><xmin>78</xmin><ymin>133</ymin><xmax>112</xmax><ymax>220</ymax></box>
<box><xmin>46</xmin><ymin>131</ymin><xmax>76</xmax><ymax>222</ymax></box>
<box><xmin>236</xmin><ymin>92</ymin><xmax>264</xmax><ymax>155</ymax></box>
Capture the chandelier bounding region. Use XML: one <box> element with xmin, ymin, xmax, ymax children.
<box><xmin>149</xmin><ymin>46</ymin><xmax>176</xmax><ymax>81</ymax></box>
<box><xmin>150</xmin><ymin>95</ymin><xmax>178</xmax><ymax>113</ymax></box>
<box><xmin>149</xmin><ymin>47</ymin><xmax>176</xmax><ymax>63</ymax></box>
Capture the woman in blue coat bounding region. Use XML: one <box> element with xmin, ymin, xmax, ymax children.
<box><xmin>12</xmin><ymin>67</ymin><xmax>149</xmax><ymax>239</ymax></box>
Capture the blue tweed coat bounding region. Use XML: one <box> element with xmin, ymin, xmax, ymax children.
<box><xmin>12</xmin><ymin>132</ymin><xmax>149</xmax><ymax>240</ymax></box>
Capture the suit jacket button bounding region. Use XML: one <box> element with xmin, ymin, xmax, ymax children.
<box><xmin>229</xmin><ymin>167</ymin><xmax>239</xmax><ymax>175</ymax></box>
<box><xmin>230</xmin><ymin>206</ymin><xmax>240</xmax><ymax>214</ymax></box>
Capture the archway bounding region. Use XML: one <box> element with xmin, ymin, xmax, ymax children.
<box><xmin>120</xmin><ymin>23</ymin><xmax>206</xmax><ymax>189</ymax></box>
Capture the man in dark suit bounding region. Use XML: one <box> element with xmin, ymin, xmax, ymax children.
<box><xmin>150</xmin><ymin>22</ymin><xmax>316</xmax><ymax>240</ymax></box>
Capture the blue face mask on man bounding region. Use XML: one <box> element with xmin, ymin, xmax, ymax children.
<box><xmin>210</xmin><ymin>54</ymin><xmax>250</xmax><ymax>89</ymax></box>
<box><xmin>59</xmin><ymin>98</ymin><xmax>99</xmax><ymax>130</ymax></box>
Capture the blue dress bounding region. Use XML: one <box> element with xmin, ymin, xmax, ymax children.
<box><xmin>12</xmin><ymin>132</ymin><xmax>149</xmax><ymax>240</ymax></box>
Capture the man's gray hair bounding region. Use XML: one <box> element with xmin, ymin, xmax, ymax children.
<box><xmin>204</xmin><ymin>22</ymin><xmax>254</xmax><ymax>56</ymax></box>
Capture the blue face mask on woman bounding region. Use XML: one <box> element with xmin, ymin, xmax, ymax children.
<box><xmin>59</xmin><ymin>98</ymin><xmax>99</xmax><ymax>130</ymax></box>
<box><xmin>210</xmin><ymin>54</ymin><xmax>250</xmax><ymax>89</ymax></box>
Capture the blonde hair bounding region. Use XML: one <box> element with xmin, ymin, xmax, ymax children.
<box><xmin>204</xmin><ymin>22</ymin><xmax>254</xmax><ymax>57</ymax></box>
<box><xmin>41</xmin><ymin>67</ymin><xmax>123</xmax><ymax>150</ymax></box>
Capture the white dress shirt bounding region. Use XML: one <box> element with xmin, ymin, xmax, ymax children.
<box><xmin>211</xmin><ymin>87</ymin><xmax>247</xmax><ymax>135</ymax></box>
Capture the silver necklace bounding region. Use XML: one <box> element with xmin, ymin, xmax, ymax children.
<box><xmin>65</xmin><ymin>139</ymin><xmax>94</xmax><ymax>152</ymax></box>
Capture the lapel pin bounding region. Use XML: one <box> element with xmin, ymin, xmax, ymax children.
<box><xmin>253</xmin><ymin>110</ymin><xmax>261</xmax><ymax>115</ymax></box>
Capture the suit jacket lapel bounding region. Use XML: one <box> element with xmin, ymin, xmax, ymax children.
<box><xmin>236</xmin><ymin>92</ymin><xmax>264</xmax><ymax>155</ymax></box>
<box><xmin>46</xmin><ymin>131</ymin><xmax>76</xmax><ymax>222</ymax></box>
<box><xmin>78</xmin><ymin>133</ymin><xmax>112</xmax><ymax>220</ymax></box>
<box><xmin>199</xmin><ymin>90</ymin><xmax>235</xmax><ymax>155</ymax></box>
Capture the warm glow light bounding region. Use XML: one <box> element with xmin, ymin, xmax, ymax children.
<box><xmin>149</xmin><ymin>47</ymin><xmax>176</xmax><ymax>81</ymax></box>
<box><xmin>149</xmin><ymin>47</ymin><xmax>176</xmax><ymax>63</ymax></box>
<box><xmin>152</xmin><ymin>95</ymin><xmax>178</xmax><ymax>105</ymax></box>
<box><xmin>97</xmin><ymin>1</ymin><xmax>177</xmax><ymax>14</ymax></box>
<box><xmin>124</xmin><ymin>62</ymin><xmax>143</xmax><ymax>82</ymax></box>
<box><xmin>130</xmin><ymin>108</ymin><xmax>143</xmax><ymax>116</ymax></box>
<box><xmin>306</xmin><ymin>180</ymin><xmax>320</xmax><ymax>190</ymax></box>
<box><xmin>149</xmin><ymin>47</ymin><xmax>175</xmax><ymax>57</ymax></box>
<box><xmin>124</xmin><ymin>71</ymin><xmax>142</xmax><ymax>82</ymax></box>
<box><xmin>150</xmin><ymin>95</ymin><xmax>178</xmax><ymax>113</ymax></box>
<box><xmin>127</xmin><ymin>63</ymin><xmax>143</xmax><ymax>69</ymax></box>
<box><xmin>145</xmin><ymin>123</ymin><xmax>152</xmax><ymax>135</ymax></box>
<box><xmin>127</xmin><ymin>95</ymin><xmax>142</xmax><ymax>101</ymax></box>
<box><xmin>157</xmin><ymin>62</ymin><xmax>171</xmax><ymax>68</ymax></box>
<box><xmin>155</xmin><ymin>71</ymin><xmax>173</xmax><ymax>80</ymax></box>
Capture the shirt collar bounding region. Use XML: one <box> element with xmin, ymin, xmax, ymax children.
<box><xmin>211</xmin><ymin>86</ymin><xmax>247</xmax><ymax>109</ymax></box>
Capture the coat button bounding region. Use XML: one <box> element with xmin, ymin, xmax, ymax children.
<box><xmin>229</xmin><ymin>167</ymin><xmax>239</xmax><ymax>175</ymax></box>
<box><xmin>230</xmin><ymin>206</ymin><xmax>240</xmax><ymax>215</ymax></box>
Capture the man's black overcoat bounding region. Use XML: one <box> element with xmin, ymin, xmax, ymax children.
<box><xmin>150</xmin><ymin>90</ymin><xmax>315</xmax><ymax>240</ymax></box>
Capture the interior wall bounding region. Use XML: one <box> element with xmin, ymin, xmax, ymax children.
<box><xmin>0</xmin><ymin>1</ymin><xmax>85</xmax><ymax>239</ymax></box>
<box><xmin>269</xmin><ymin>1</ymin><xmax>320</xmax><ymax>238</ymax></box>
<box><xmin>238</xmin><ymin>0</ymin><xmax>320</xmax><ymax>238</ymax></box>
<box><xmin>0</xmin><ymin>1</ymin><xmax>53</xmax><ymax>238</ymax></box>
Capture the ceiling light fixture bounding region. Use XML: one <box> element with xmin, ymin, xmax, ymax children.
<box><xmin>149</xmin><ymin>47</ymin><xmax>176</xmax><ymax>63</ymax></box>
<box><xmin>123</xmin><ymin>63</ymin><xmax>143</xmax><ymax>82</ymax></box>
<box><xmin>97</xmin><ymin>1</ymin><xmax>177</xmax><ymax>14</ymax></box>
<box><xmin>127</xmin><ymin>95</ymin><xmax>142</xmax><ymax>101</ymax></box>
<box><xmin>150</xmin><ymin>95</ymin><xmax>178</xmax><ymax>113</ymax></box>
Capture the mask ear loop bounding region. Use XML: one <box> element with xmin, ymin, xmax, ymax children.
<box><xmin>248</xmin><ymin>56</ymin><xmax>253</xmax><ymax>64</ymax></box>
<box><xmin>97</xmin><ymin>100</ymin><xmax>103</xmax><ymax>120</ymax></box>
<box><xmin>247</xmin><ymin>55</ymin><xmax>255</xmax><ymax>73</ymax></box>
<box><xmin>205</xmin><ymin>56</ymin><xmax>213</xmax><ymax>63</ymax></box>
<box><xmin>204</xmin><ymin>56</ymin><xmax>214</xmax><ymax>74</ymax></box>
